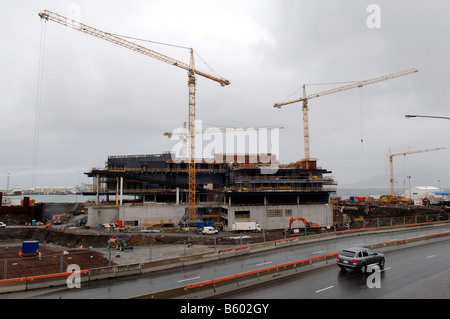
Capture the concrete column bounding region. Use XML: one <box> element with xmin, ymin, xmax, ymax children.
<box><xmin>96</xmin><ymin>174</ymin><xmax>99</xmax><ymax>205</ymax></box>
<box><xmin>115</xmin><ymin>177</ymin><xmax>119</xmax><ymax>205</ymax></box>
<box><xmin>176</xmin><ymin>187</ymin><xmax>180</xmax><ymax>205</ymax></box>
<box><xmin>119</xmin><ymin>176</ymin><xmax>123</xmax><ymax>206</ymax></box>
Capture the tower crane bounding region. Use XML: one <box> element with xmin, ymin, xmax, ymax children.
<box><xmin>388</xmin><ymin>147</ymin><xmax>445</xmax><ymax>196</ymax></box>
<box><xmin>274</xmin><ymin>68</ymin><xmax>418</xmax><ymax>160</ymax></box>
<box><xmin>38</xmin><ymin>10</ymin><xmax>230</xmax><ymax>221</ymax></box>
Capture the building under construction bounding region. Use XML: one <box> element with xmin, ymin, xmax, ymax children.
<box><xmin>37</xmin><ymin>10</ymin><xmax>417</xmax><ymax>232</ymax></box>
<box><xmin>84</xmin><ymin>153</ymin><xmax>336</xmax><ymax>230</ymax></box>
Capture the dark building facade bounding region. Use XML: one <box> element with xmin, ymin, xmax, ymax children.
<box><xmin>85</xmin><ymin>153</ymin><xmax>336</xmax><ymax>229</ymax></box>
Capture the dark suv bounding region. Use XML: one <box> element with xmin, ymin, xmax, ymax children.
<box><xmin>337</xmin><ymin>247</ymin><xmax>385</xmax><ymax>273</ymax></box>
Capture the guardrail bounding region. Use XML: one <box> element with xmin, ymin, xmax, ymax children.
<box><xmin>0</xmin><ymin>270</ymin><xmax>89</xmax><ymax>294</ymax></box>
<box><xmin>1</xmin><ymin>224</ymin><xmax>450</xmax><ymax>295</ymax></box>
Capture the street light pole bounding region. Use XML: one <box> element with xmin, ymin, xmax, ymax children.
<box><xmin>405</xmin><ymin>114</ymin><xmax>450</xmax><ymax>120</ymax></box>
<box><xmin>407</xmin><ymin>175</ymin><xmax>411</xmax><ymax>199</ymax></box>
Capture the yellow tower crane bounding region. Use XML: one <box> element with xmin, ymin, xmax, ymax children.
<box><xmin>39</xmin><ymin>10</ymin><xmax>230</xmax><ymax>221</ymax></box>
<box><xmin>274</xmin><ymin>68</ymin><xmax>418</xmax><ymax>160</ymax></box>
<box><xmin>388</xmin><ymin>147</ymin><xmax>445</xmax><ymax>196</ymax></box>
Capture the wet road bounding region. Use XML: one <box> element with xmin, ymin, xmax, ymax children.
<box><xmin>221</xmin><ymin>238</ymin><xmax>450</xmax><ymax>299</ymax></box>
<box><xmin>4</xmin><ymin>224</ymin><xmax>450</xmax><ymax>299</ymax></box>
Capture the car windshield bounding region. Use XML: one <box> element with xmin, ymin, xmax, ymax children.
<box><xmin>340</xmin><ymin>250</ymin><xmax>356</xmax><ymax>257</ymax></box>
<box><xmin>367</xmin><ymin>249</ymin><xmax>377</xmax><ymax>256</ymax></box>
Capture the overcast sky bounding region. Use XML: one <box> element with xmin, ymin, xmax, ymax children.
<box><xmin>1</xmin><ymin>0</ymin><xmax>450</xmax><ymax>191</ymax></box>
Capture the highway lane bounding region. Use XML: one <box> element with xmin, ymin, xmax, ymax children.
<box><xmin>4</xmin><ymin>223</ymin><xmax>450</xmax><ymax>299</ymax></box>
<box><xmin>221</xmin><ymin>238</ymin><xmax>450</xmax><ymax>299</ymax></box>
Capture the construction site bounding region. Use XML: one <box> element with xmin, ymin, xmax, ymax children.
<box><xmin>30</xmin><ymin>11</ymin><xmax>432</xmax><ymax>234</ymax></box>
<box><xmin>83</xmin><ymin>153</ymin><xmax>336</xmax><ymax>231</ymax></box>
<box><xmin>3</xmin><ymin>10</ymin><xmax>450</xmax><ymax>284</ymax></box>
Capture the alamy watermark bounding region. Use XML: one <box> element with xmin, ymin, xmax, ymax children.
<box><xmin>168</xmin><ymin>120</ymin><xmax>281</xmax><ymax>173</ymax></box>
<box><xmin>66</xmin><ymin>264</ymin><xmax>81</xmax><ymax>289</ymax></box>
<box><xmin>366</xmin><ymin>264</ymin><xmax>382</xmax><ymax>289</ymax></box>
<box><xmin>367</xmin><ymin>4</ymin><xmax>381</xmax><ymax>29</ymax></box>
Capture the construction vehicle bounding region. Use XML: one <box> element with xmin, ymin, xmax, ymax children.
<box><xmin>117</xmin><ymin>238</ymin><xmax>132</xmax><ymax>251</ymax></box>
<box><xmin>201</xmin><ymin>226</ymin><xmax>219</xmax><ymax>235</ymax></box>
<box><xmin>288</xmin><ymin>217</ymin><xmax>320</xmax><ymax>230</ymax></box>
<box><xmin>274</xmin><ymin>69</ymin><xmax>418</xmax><ymax>160</ymax></box>
<box><xmin>109</xmin><ymin>237</ymin><xmax>133</xmax><ymax>251</ymax></box>
<box><xmin>388</xmin><ymin>147</ymin><xmax>445</xmax><ymax>195</ymax></box>
<box><xmin>231</xmin><ymin>221</ymin><xmax>261</xmax><ymax>232</ymax></box>
<box><xmin>39</xmin><ymin>10</ymin><xmax>230</xmax><ymax>222</ymax></box>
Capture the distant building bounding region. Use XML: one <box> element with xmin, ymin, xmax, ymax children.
<box><xmin>409</xmin><ymin>186</ymin><xmax>450</xmax><ymax>205</ymax></box>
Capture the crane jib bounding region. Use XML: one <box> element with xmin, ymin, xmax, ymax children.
<box><xmin>38</xmin><ymin>9</ymin><xmax>230</xmax><ymax>221</ymax></box>
<box><xmin>38</xmin><ymin>10</ymin><xmax>230</xmax><ymax>87</ymax></box>
<box><xmin>274</xmin><ymin>68</ymin><xmax>418</xmax><ymax>108</ymax></box>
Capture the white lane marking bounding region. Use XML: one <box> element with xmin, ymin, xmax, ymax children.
<box><xmin>312</xmin><ymin>250</ymin><xmax>326</xmax><ymax>254</ymax></box>
<box><xmin>315</xmin><ymin>285</ymin><xmax>334</xmax><ymax>293</ymax></box>
<box><xmin>426</xmin><ymin>255</ymin><xmax>436</xmax><ymax>259</ymax></box>
<box><xmin>177</xmin><ymin>276</ymin><xmax>200</xmax><ymax>283</ymax></box>
<box><xmin>354</xmin><ymin>243</ymin><xmax>364</xmax><ymax>246</ymax></box>
<box><xmin>378</xmin><ymin>267</ymin><xmax>391</xmax><ymax>272</ymax></box>
<box><xmin>256</xmin><ymin>261</ymin><xmax>273</xmax><ymax>266</ymax></box>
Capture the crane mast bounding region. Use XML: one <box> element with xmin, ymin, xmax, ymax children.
<box><xmin>388</xmin><ymin>147</ymin><xmax>445</xmax><ymax>195</ymax></box>
<box><xmin>39</xmin><ymin>10</ymin><xmax>230</xmax><ymax>221</ymax></box>
<box><xmin>187</xmin><ymin>51</ymin><xmax>197</xmax><ymax>220</ymax></box>
<box><xmin>274</xmin><ymin>68</ymin><xmax>418</xmax><ymax>160</ymax></box>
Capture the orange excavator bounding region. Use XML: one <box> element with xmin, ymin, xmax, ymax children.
<box><xmin>288</xmin><ymin>217</ymin><xmax>320</xmax><ymax>230</ymax></box>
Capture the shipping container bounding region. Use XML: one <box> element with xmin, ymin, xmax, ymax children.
<box><xmin>22</xmin><ymin>240</ymin><xmax>39</xmax><ymax>254</ymax></box>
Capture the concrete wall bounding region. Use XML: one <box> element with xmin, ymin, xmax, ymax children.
<box><xmin>118</xmin><ymin>204</ymin><xmax>185</xmax><ymax>226</ymax></box>
<box><xmin>88</xmin><ymin>202</ymin><xmax>332</xmax><ymax>230</ymax></box>
<box><xmin>225</xmin><ymin>203</ymin><xmax>332</xmax><ymax>231</ymax></box>
<box><xmin>87</xmin><ymin>206</ymin><xmax>119</xmax><ymax>227</ymax></box>
<box><xmin>87</xmin><ymin>204</ymin><xmax>185</xmax><ymax>227</ymax></box>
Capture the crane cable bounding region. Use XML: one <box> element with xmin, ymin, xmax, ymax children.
<box><xmin>279</xmin><ymin>80</ymin><xmax>361</xmax><ymax>105</ymax></box>
<box><xmin>33</xmin><ymin>19</ymin><xmax>47</xmax><ymax>188</ymax></box>
<box><xmin>358</xmin><ymin>87</ymin><xmax>364</xmax><ymax>157</ymax></box>
<box><xmin>108</xmin><ymin>32</ymin><xmax>190</xmax><ymax>50</ymax></box>
<box><xmin>111</xmin><ymin>33</ymin><xmax>221</xmax><ymax>78</ymax></box>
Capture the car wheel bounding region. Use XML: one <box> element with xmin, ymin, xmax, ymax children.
<box><xmin>379</xmin><ymin>258</ymin><xmax>385</xmax><ymax>269</ymax></box>
<box><xmin>360</xmin><ymin>263</ymin><xmax>367</xmax><ymax>274</ymax></box>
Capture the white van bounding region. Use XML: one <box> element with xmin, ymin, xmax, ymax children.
<box><xmin>202</xmin><ymin>226</ymin><xmax>218</xmax><ymax>235</ymax></box>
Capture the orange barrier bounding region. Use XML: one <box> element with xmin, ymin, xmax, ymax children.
<box><xmin>185</xmin><ymin>252</ymin><xmax>340</xmax><ymax>291</ymax></box>
<box><xmin>0</xmin><ymin>270</ymin><xmax>89</xmax><ymax>293</ymax></box>
<box><xmin>405</xmin><ymin>222</ymin><xmax>433</xmax><ymax>227</ymax></box>
<box><xmin>384</xmin><ymin>239</ymin><xmax>407</xmax><ymax>245</ymax></box>
<box><xmin>424</xmin><ymin>232</ymin><xmax>450</xmax><ymax>239</ymax></box>
<box><xmin>219</xmin><ymin>245</ymin><xmax>249</xmax><ymax>253</ymax></box>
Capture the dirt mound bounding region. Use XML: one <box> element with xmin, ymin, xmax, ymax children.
<box><xmin>0</xmin><ymin>228</ymin><xmax>110</xmax><ymax>249</ymax></box>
